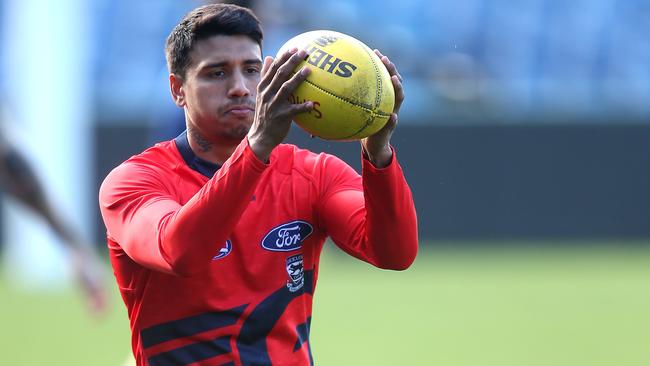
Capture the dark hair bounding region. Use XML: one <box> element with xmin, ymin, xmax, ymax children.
<box><xmin>165</xmin><ymin>3</ymin><xmax>263</xmax><ymax>78</ymax></box>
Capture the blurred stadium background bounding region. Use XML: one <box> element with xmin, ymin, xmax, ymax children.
<box><xmin>1</xmin><ymin>0</ymin><xmax>649</xmax><ymax>365</ymax></box>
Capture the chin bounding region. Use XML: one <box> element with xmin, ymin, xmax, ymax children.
<box><xmin>222</xmin><ymin>125</ymin><xmax>251</xmax><ymax>142</ymax></box>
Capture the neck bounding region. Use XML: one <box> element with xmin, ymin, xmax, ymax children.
<box><xmin>187</xmin><ymin>126</ymin><xmax>239</xmax><ymax>165</ymax></box>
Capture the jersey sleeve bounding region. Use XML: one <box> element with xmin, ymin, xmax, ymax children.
<box><xmin>99</xmin><ymin>138</ymin><xmax>268</xmax><ymax>276</ymax></box>
<box><xmin>317</xmin><ymin>148</ymin><xmax>418</xmax><ymax>270</ymax></box>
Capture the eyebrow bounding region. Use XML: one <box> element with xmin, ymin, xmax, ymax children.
<box><xmin>200</xmin><ymin>59</ymin><xmax>263</xmax><ymax>70</ymax></box>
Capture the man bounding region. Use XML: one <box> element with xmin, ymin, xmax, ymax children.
<box><xmin>99</xmin><ymin>3</ymin><xmax>417</xmax><ymax>365</ymax></box>
<box><xmin>0</xmin><ymin>133</ymin><xmax>106</xmax><ymax>314</ymax></box>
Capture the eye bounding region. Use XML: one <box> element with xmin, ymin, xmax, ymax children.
<box><xmin>246</xmin><ymin>67</ymin><xmax>260</xmax><ymax>74</ymax></box>
<box><xmin>209</xmin><ymin>70</ymin><xmax>226</xmax><ymax>78</ymax></box>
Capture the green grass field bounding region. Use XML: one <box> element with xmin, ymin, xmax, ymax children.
<box><xmin>2</xmin><ymin>243</ymin><xmax>650</xmax><ymax>366</ymax></box>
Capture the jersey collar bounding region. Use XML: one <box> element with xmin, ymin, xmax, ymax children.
<box><xmin>174</xmin><ymin>131</ymin><xmax>222</xmax><ymax>177</ymax></box>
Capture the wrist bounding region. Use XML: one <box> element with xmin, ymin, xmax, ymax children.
<box><xmin>364</xmin><ymin>144</ymin><xmax>393</xmax><ymax>168</ymax></box>
<box><xmin>246</xmin><ymin>134</ymin><xmax>274</xmax><ymax>163</ymax></box>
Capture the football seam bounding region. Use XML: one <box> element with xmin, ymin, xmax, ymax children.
<box><xmin>345</xmin><ymin>114</ymin><xmax>377</xmax><ymax>140</ymax></box>
<box><xmin>359</xmin><ymin>42</ymin><xmax>383</xmax><ymax>110</ymax></box>
<box><xmin>302</xmin><ymin>78</ymin><xmax>391</xmax><ymax>117</ymax></box>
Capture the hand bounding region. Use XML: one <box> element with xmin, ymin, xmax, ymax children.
<box><xmin>247</xmin><ymin>48</ymin><xmax>314</xmax><ymax>162</ymax></box>
<box><xmin>71</xmin><ymin>247</ymin><xmax>107</xmax><ymax>316</ymax></box>
<box><xmin>360</xmin><ymin>49</ymin><xmax>405</xmax><ymax>168</ymax></box>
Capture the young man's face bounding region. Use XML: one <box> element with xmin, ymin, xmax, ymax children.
<box><xmin>181</xmin><ymin>34</ymin><xmax>263</xmax><ymax>142</ymax></box>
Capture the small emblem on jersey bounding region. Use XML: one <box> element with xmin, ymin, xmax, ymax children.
<box><xmin>261</xmin><ymin>220</ymin><xmax>313</xmax><ymax>252</ymax></box>
<box><xmin>212</xmin><ymin>240</ymin><xmax>232</xmax><ymax>260</ymax></box>
<box><xmin>286</xmin><ymin>254</ymin><xmax>304</xmax><ymax>292</ymax></box>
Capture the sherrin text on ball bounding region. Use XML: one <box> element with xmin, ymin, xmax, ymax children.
<box><xmin>277</xmin><ymin>30</ymin><xmax>395</xmax><ymax>140</ymax></box>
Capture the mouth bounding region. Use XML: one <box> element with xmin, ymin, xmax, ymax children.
<box><xmin>225</xmin><ymin>105</ymin><xmax>254</xmax><ymax>117</ymax></box>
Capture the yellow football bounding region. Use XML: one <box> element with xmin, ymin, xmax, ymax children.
<box><xmin>277</xmin><ymin>30</ymin><xmax>395</xmax><ymax>140</ymax></box>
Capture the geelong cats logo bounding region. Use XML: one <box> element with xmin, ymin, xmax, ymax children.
<box><xmin>212</xmin><ymin>240</ymin><xmax>232</xmax><ymax>260</ymax></box>
<box><xmin>261</xmin><ymin>221</ymin><xmax>313</xmax><ymax>252</ymax></box>
<box><xmin>285</xmin><ymin>254</ymin><xmax>304</xmax><ymax>292</ymax></box>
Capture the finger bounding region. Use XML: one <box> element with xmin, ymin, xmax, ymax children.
<box><xmin>367</xmin><ymin>114</ymin><xmax>397</xmax><ymax>149</ymax></box>
<box><xmin>265</xmin><ymin>49</ymin><xmax>308</xmax><ymax>95</ymax></box>
<box><xmin>376</xmin><ymin>113</ymin><xmax>398</xmax><ymax>137</ymax></box>
<box><xmin>376</xmin><ymin>49</ymin><xmax>404</xmax><ymax>82</ymax></box>
<box><xmin>391</xmin><ymin>75</ymin><xmax>404</xmax><ymax>113</ymax></box>
<box><xmin>287</xmin><ymin>101</ymin><xmax>314</xmax><ymax>117</ymax></box>
<box><xmin>261</xmin><ymin>56</ymin><xmax>274</xmax><ymax>77</ymax></box>
<box><xmin>381</xmin><ymin>55</ymin><xmax>403</xmax><ymax>83</ymax></box>
<box><xmin>277</xmin><ymin>65</ymin><xmax>311</xmax><ymax>100</ymax></box>
<box><xmin>258</xmin><ymin>48</ymin><xmax>298</xmax><ymax>91</ymax></box>
<box><xmin>259</xmin><ymin>49</ymin><xmax>295</xmax><ymax>90</ymax></box>
<box><xmin>387</xmin><ymin>113</ymin><xmax>398</xmax><ymax>130</ymax></box>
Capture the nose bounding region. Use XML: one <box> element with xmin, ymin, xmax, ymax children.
<box><xmin>228</xmin><ymin>70</ymin><xmax>251</xmax><ymax>98</ymax></box>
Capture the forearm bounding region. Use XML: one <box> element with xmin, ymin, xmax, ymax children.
<box><xmin>323</xmin><ymin>151</ymin><xmax>418</xmax><ymax>270</ymax></box>
<box><xmin>109</xmin><ymin>138</ymin><xmax>268</xmax><ymax>276</ymax></box>
<box><xmin>359</xmin><ymin>153</ymin><xmax>418</xmax><ymax>269</ymax></box>
<box><xmin>0</xmin><ymin>148</ymin><xmax>49</xmax><ymax>212</ymax></box>
<box><xmin>0</xmin><ymin>148</ymin><xmax>82</xmax><ymax>246</ymax></box>
<box><xmin>161</xmin><ymin>142</ymin><xmax>266</xmax><ymax>275</ymax></box>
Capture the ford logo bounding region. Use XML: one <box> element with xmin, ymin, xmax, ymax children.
<box><xmin>261</xmin><ymin>221</ymin><xmax>313</xmax><ymax>252</ymax></box>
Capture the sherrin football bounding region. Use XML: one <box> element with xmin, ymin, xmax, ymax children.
<box><xmin>277</xmin><ymin>30</ymin><xmax>395</xmax><ymax>140</ymax></box>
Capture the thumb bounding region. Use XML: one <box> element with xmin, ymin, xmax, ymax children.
<box><xmin>382</xmin><ymin>113</ymin><xmax>398</xmax><ymax>133</ymax></box>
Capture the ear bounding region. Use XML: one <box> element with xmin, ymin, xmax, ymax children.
<box><xmin>170</xmin><ymin>74</ymin><xmax>186</xmax><ymax>107</ymax></box>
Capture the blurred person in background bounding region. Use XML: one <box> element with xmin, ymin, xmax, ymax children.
<box><xmin>0</xmin><ymin>109</ymin><xmax>106</xmax><ymax>314</ymax></box>
<box><xmin>99</xmin><ymin>3</ymin><xmax>417</xmax><ymax>365</ymax></box>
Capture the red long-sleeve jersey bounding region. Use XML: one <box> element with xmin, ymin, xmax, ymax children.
<box><xmin>99</xmin><ymin>132</ymin><xmax>418</xmax><ymax>366</ymax></box>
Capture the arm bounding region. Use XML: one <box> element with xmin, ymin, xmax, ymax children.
<box><xmin>319</xmin><ymin>153</ymin><xmax>418</xmax><ymax>270</ymax></box>
<box><xmin>99</xmin><ymin>138</ymin><xmax>267</xmax><ymax>276</ymax></box>
<box><xmin>0</xmin><ymin>143</ymin><xmax>107</xmax><ymax>313</ymax></box>
<box><xmin>360</xmin><ymin>49</ymin><xmax>404</xmax><ymax>168</ymax></box>
<box><xmin>320</xmin><ymin>49</ymin><xmax>417</xmax><ymax>270</ymax></box>
<box><xmin>100</xmin><ymin>48</ymin><xmax>313</xmax><ymax>277</ymax></box>
<box><xmin>0</xmin><ymin>146</ymin><xmax>76</xmax><ymax>243</ymax></box>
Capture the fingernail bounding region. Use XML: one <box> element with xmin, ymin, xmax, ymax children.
<box><xmin>289</xmin><ymin>47</ymin><xmax>298</xmax><ymax>53</ymax></box>
<box><xmin>300</xmin><ymin>66</ymin><xmax>311</xmax><ymax>76</ymax></box>
<box><xmin>297</xmin><ymin>49</ymin><xmax>307</xmax><ymax>58</ymax></box>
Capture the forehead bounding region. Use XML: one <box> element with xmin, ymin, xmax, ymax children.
<box><xmin>189</xmin><ymin>34</ymin><xmax>262</xmax><ymax>68</ymax></box>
